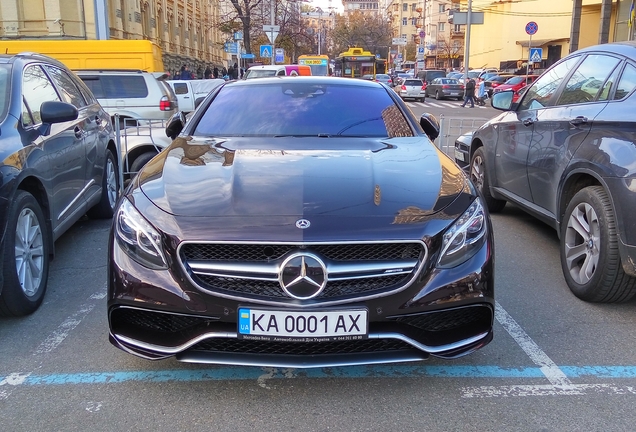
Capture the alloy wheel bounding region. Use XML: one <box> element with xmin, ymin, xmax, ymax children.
<box><xmin>106</xmin><ymin>156</ymin><xmax>118</xmax><ymax>208</ymax></box>
<box><xmin>564</xmin><ymin>202</ymin><xmax>600</xmax><ymax>285</ymax></box>
<box><xmin>470</xmin><ymin>154</ymin><xmax>485</xmax><ymax>191</ymax></box>
<box><xmin>14</xmin><ymin>208</ymin><xmax>44</xmax><ymax>297</ymax></box>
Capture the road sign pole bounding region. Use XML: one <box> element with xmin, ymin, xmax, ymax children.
<box><xmin>270</xmin><ymin>0</ymin><xmax>275</xmax><ymax>65</ymax></box>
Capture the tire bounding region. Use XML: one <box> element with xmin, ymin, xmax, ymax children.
<box><xmin>129</xmin><ymin>151</ymin><xmax>157</xmax><ymax>175</ymax></box>
<box><xmin>0</xmin><ymin>191</ymin><xmax>50</xmax><ymax>317</ymax></box>
<box><xmin>560</xmin><ymin>186</ymin><xmax>636</xmax><ymax>303</ymax></box>
<box><xmin>470</xmin><ymin>147</ymin><xmax>506</xmax><ymax>213</ymax></box>
<box><xmin>88</xmin><ymin>151</ymin><xmax>119</xmax><ymax>219</ymax></box>
<box><xmin>435</xmin><ymin>90</ymin><xmax>441</xmax><ymax>100</ymax></box>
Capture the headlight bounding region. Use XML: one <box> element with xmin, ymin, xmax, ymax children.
<box><xmin>115</xmin><ymin>198</ymin><xmax>168</xmax><ymax>270</ymax></box>
<box><xmin>437</xmin><ymin>197</ymin><xmax>487</xmax><ymax>268</ymax></box>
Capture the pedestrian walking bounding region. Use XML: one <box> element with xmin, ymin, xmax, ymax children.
<box><xmin>227</xmin><ymin>65</ymin><xmax>234</xmax><ymax>80</ymax></box>
<box><xmin>461</xmin><ymin>78</ymin><xmax>476</xmax><ymax>108</ymax></box>
<box><xmin>476</xmin><ymin>79</ymin><xmax>487</xmax><ymax>106</ymax></box>
<box><xmin>213</xmin><ymin>66</ymin><xmax>219</xmax><ymax>79</ymax></box>
<box><xmin>232</xmin><ymin>63</ymin><xmax>239</xmax><ymax>80</ymax></box>
<box><xmin>204</xmin><ymin>66</ymin><xmax>212</xmax><ymax>79</ymax></box>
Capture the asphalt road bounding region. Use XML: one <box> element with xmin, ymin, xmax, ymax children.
<box><xmin>2</xmin><ymin>111</ymin><xmax>636</xmax><ymax>430</ymax></box>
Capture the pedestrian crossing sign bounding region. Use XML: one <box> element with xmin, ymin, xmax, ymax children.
<box><xmin>260</xmin><ymin>45</ymin><xmax>273</xmax><ymax>58</ymax></box>
<box><xmin>529</xmin><ymin>48</ymin><xmax>542</xmax><ymax>63</ymax></box>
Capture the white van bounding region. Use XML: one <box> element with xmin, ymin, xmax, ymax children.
<box><xmin>167</xmin><ymin>79</ymin><xmax>225</xmax><ymax>112</ymax></box>
<box><xmin>244</xmin><ymin>64</ymin><xmax>312</xmax><ymax>79</ymax></box>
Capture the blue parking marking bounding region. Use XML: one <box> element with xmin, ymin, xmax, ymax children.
<box><xmin>5</xmin><ymin>365</ymin><xmax>636</xmax><ymax>386</ymax></box>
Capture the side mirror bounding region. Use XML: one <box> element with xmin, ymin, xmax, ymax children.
<box><xmin>419</xmin><ymin>112</ymin><xmax>440</xmax><ymax>141</ymax></box>
<box><xmin>38</xmin><ymin>101</ymin><xmax>78</xmax><ymax>136</ymax></box>
<box><xmin>491</xmin><ymin>90</ymin><xmax>514</xmax><ymax>111</ymax></box>
<box><xmin>165</xmin><ymin>111</ymin><xmax>186</xmax><ymax>139</ymax></box>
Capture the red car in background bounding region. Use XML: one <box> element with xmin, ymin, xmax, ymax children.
<box><xmin>492</xmin><ymin>75</ymin><xmax>539</xmax><ymax>96</ymax></box>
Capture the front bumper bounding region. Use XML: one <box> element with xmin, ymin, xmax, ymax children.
<box><xmin>454</xmin><ymin>134</ymin><xmax>472</xmax><ymax>170</ymax></box>
<box><xmin>108</xmin><ymin>235</ymin><xmax>494</xmax><ymax>368</ymax></box>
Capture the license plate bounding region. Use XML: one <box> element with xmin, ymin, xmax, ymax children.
<box><xmin>450</xmin><ymin>92</ymin><xmax>459</xmax><ymax>95</ymax></box>
<box><xmin>455</xmin><ymin>149</ymin><xmax>466</xmax><ymax>162</ymax></box>
<box><xmin>238</xmin><ymin>308</ymin><xmax>368</xmax><ymax>342</ymax></box>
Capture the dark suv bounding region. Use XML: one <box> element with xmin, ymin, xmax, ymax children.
<box><xmin>0</xmin><ymin>53</ymin><xmax>118</xmax><ymax>316</ymax></box>
<box><xmin>455</xmin><ymin>41</ymin><xmax>636</xmax><ymax>303</ymax></box>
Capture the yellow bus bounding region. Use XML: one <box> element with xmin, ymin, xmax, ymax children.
<box><xmin>297</xmin><ymin>54</ymin><xmax>330</xmax><ymax>76</ymax></box>
<box><xmin>333</xmin><ymin>47</ymin><xmax>378</xmax><ymax>78</ymax></box>
<box><xmin>0</xmin><ymin>39</ymin><xmax>164</xmax><ymax>72</ymax></box>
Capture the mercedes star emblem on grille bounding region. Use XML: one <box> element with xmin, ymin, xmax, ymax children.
<box><xmin>279</xmin><ymin>252</ymin><xmax>327</xmax><ymax>300</ymax></box>
<box><xmin>295</xmin><ymin>219</ymin><xmax>311</xmax><ymax>229</ymax></box>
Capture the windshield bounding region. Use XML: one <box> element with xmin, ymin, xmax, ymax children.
<box><xmin>194</xmin><ymin>81</ymin><xmax>413</xmax><ymax>138</ymax></box>
<box><xmin>245</xmin><ymin>69</ymin><xmax>277</xmax><ymax>79</ymax></box>
<box><xmin>0</xmin><ymin>65</ymin><xmax>9</xmax><ymax>122</ymax></box>
<box><xmin>505</xmin><ymin>76</ymin><xmax>524</xmax><ymax>85</ymax></box>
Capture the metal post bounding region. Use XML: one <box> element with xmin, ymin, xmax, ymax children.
<box><xmin>271</xmin><ymin>0</ymin><xmax>275</xmax><ymax>65</ymax></box>
<box><xmin>526</xmin><ymin>33</ymin><xmax>532</xmax><ymax>86</ymax></box>
<box><xmin>463</xmin><ymin>0</ymin><xmax>472</xmax><ymax>83</ymax></box>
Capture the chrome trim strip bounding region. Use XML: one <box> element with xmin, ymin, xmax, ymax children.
<box><xmin>178</xmin><ymin>240</ymin><xmax>428</xmax><ymax>308</ymax></box>
<box><xmin>113</xmin><ymin>330</ymin><xmax>488</xmax><ymax>358</ymax></box>
<box><xmin>57</xmin><ymin>179</ymin><xmax>96</xmax><ymax>220</ymax></box>
<box><xmin>188</xmin><ymin>259</ymin><xmax>418</xmax><ymax>281</ymax></box>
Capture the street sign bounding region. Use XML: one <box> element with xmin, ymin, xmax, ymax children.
<box><xmin>416</xmin><ymin>46</ymin><xmax>425</xmax><ymax>61</ymax></box>
<box><xmin>529</xmin><ymin>47</ymin><xmax>543</xmax><ymax>63</ymax></box>
<box><xmin>260</xmin><ymin>45</ymin><xmax>272</xmax><ymax>58</ymax></box>
<box><xmin>263</xmin><ymin>25</ymin><xmax>280</xmax><ymax>44</ymax></box>
<box><xmin>242</xmin><ymin>53</ymin><xmax>255</xmax><ymax>59</ymax></box>
<box><xmin>392</xmin><ymin>37</ymin><xmax>408</xmax><ymax>46</ymax></box>
<box><xmin>234</xmin><ymin>31</ymin><xmax>243</xmax><ymax>40</ymax></box>
<box><xmin>525</xmin><ymin>21</ymin><xmax>538</xmax><ymax>35</ymax></box>
<box><xmin>275</xmin><ymin>48</ymin><xmax>284</xmax><ymax>63</ymax></box>
<box><xmin>224</xmin><ymin>42</ymin><xmax>238</xmax><ymax>54</ymax></box>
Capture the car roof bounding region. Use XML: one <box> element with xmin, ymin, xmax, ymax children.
<box><xmin>226</xmin><ymin>76</ymin><xmax>383</xmax><ymax>88</ymax></box>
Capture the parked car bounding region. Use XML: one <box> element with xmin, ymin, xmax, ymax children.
<box><xmin>166</xmin><ymin>79</ymin><xmax>225</xmax><ymax>113</ymax></box>
<box><xmin>108</xmin><ymin>76</ymin><xmax>495</xmax><ymax>367</ymax></box>
<box><xmin>455</xmin><ymin>41</ymin><xmax>636</xmax><ymax>303</ymax></box>
<box><xmin>361</xmin><ymin>73</ymin><xmax>393</xmax><ymax>86</ymax></box>
<box><xmin>482</xmin><ymin>74</ymin><xmax>515</xmax><ymax>97</ymax></box>
<box><xmin>416</xmin><ymin>69</ymin><xmax>447</xmax><ymax>85</ymax></box>
<box><xmin>397</xmin><ymin>78</ymin><xmax>427</xmax><ymax>101</ymax></box>
<box><xmin>75</xmin><ymin>69</ymin><xmax>178</xmax><ymax>128</ymax></box>
<box><xmin>0</xmin><ymin>53</ymin><xmax>118</xmax><ymax>316</ymax></box>
<box><xmin>492</xmin><ymin>75</ymin><xmax>539</xmax><ymax>96</ymax></box>
<box><xmin>425</xmin><ymin>77</ymin><xmax>465</xmax><ymax>100</ymax></box>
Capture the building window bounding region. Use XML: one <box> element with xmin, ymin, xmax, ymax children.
<box><xmin>454</xmin><ymin>24</ymin><xmax>462</xmax><ymax>32</ymax></box>
<box><xmin>411</xmin><ymin>3</ymin><xmax>417</xmax><ymax>11</ymax></box>
<box><xmin>438</xmin><ymin>4</ymin><xmax>446</xmax><ymax>13</ymax></box>
<box><xmin>411</xmin><ymin>18</ymin><xmax>417</xmax><ymax>25</ymax></box>
<box><xmin>402</xmin><ymin>18</ymin><xmax>407</xmax><ymax>26</ymax></box>
<box><xmin>439</xmin><ymin>23</ymin><xmax>445</xmax><ymax>31</ymax></box>
<box><xmin>403</xmin><ymin>3</ymin><xmax>408</xmax><ymax>11</ymax></box>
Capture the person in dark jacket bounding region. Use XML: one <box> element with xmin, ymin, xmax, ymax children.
<box><xmin>227</xmin><ymin>65</ymin><xmax>234</xmax><ymax>80</ymax></box>
<box><xmin>232</xmin><ymin>63</ymin><xmax>239</xmax><ymax>80</ymax></box>
<box><xmin>461</xmin><ymin>78</ymin><xmax>476</xmax><ymax>108</ymax></box>
<box><xmin>204</xmin><ymin>66</ymin><xmax>212</xmax><ymax>79</ymax></box>
<box><xmin>213</xmin><ymin>66</ymin><xmax>219</xmax><ymax>79</ymax></box>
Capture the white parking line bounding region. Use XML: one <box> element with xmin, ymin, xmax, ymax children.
<box><xmin>461</xmin><ymin>301</ymin><xmax>577</xmax><ymax>398</ymax></box>
<box><xmin>0</xmin><ymin>284</ymin><xmax>107</xmax><ymax>400</ymax></box>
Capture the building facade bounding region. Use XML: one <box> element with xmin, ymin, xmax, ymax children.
<box><xmin>0</xmin><ymin>0</ymin><xmax>229</xmax><ymax>77</ymax></box>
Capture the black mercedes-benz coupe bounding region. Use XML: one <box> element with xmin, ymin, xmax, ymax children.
<box><xmin>108</xmin><ymin>76</ymin><xmax>495</xmax><ymax>368</ymax></box>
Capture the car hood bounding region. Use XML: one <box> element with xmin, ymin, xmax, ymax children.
<box><xmin>137</xmin><ymin>136</ymin><xmax>467</xmax><ymax>218</ymax></box>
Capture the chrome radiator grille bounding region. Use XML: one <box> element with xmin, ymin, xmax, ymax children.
<box><xmin>179</xmin><ymin>242</ymin><xmax>426</xmax><ymax>303</ymax></box>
